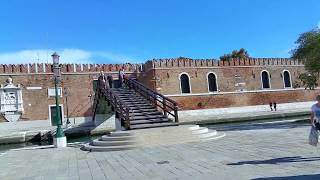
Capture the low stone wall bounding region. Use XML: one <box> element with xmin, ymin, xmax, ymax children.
<box><xmin>170</xmin><ymin>89</ymin><xmax>320</xmax><ymax>110</ymax></box>
<box><xmin>0</xmin><ymin>114</ymin><xmax>115</xmax><ymax>144</ymax></box>
<box><xmin>177</xmin><ymin>101</ymin><xmax>313</xmax><ymax>124</ymax></box>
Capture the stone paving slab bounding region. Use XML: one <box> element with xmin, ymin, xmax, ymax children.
<box><xmin>1</xmin><ymin>121</ymin><xmax>320</xmax><ymax>179</ymax></box>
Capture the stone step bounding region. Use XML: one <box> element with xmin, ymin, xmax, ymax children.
<box><xmin>129</xmin><ymin>106</ymin><xmax>157</xmax><ymax>110</ymax></box>
<box><xmin>92</xmin><ymin>139</ymin><xmax>135</xmax><ymax>146</ymax></box>
<box><xmin>101</xmin><ymin>135</ymin><xmax>135</xmax><ymax>141</ymax></box>
<box><xmin>125</xmin><ymin>103</ymin><xmax>151</xmax><ymax>106</ymax></box>
<box><xmin>112</xmin><ymin>89</ymin><xmax>134</xmax><ymax>91</ymax></box>
<box><xmin>82</xmin><ymin>144</ymin><xmax>136</xmax><ymax>152</ymax></box>
<box><xmin>197</xmin><ymin>130</ymin><xmax>217</xmax><ymax>138</ymax></box>
<box><xmin>130</xmin><ymin>111</ymin><xmax>163</xmax><ymax>116</ymax></box>
<box><xmin>188</xmin><ymin>125</ymin><xmax>200</xmax><ymax>131</ymax></box>
<box><xmin>130</xmin><ymin>122</ymin><xmax>178</xmax><ymax>130</ymax></box>
<box><xmin>122</xmin><ymin>100</ymin><xmax>147</xmax><ymax>103</ymax></box>
<box><xmin>131</xmin><ymin>109</ymin><xmax>158</xmax><ymax>113</ymax></box>
<box><xmin>191</xmin><ymin>127</ymin><xmax>209</xmax><ymax>134</ymax></box>
<box><xmin>122</xmin><ymin>100</ymin><xmax>148</xmax><ymax>103</ymax></box>
<box><xmin>109</xmin><ymin>131</ymin><xmax>131</xmax><ymax>137</ymax></box>
<box><xmin>131</xmin><ymin>115</ymin><xmax>166</xmax><ymax>120</ymax></box>
<box><xmin>130</xmin><ymin>118</ymin><xmax>170</xmax><ymax>125</ymax></box>
<box><xmin>116</xmin><ymin>94</ymin><xmax>137</xmax><ymax>97</ymax></box>
<box><xmin>200</xmin><ymin>132</ymin><xmax>226</xmax><ymax>141</ymax></box>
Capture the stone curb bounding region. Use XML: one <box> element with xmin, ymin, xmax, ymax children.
<box><xmin>179</xmin><ymin>111</ymin><xmax>310</xmax><ymax>125</ymax></box>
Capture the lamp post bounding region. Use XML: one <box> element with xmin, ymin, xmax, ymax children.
<box><xmin>64</xmin><ymin>87</ymin><xmax>70</xmax><ymax>127</ymax></box>
<box><xmin>52</xmin><ymin>52</ymin><xmax>67</xmax><ymax>148</ymax></box>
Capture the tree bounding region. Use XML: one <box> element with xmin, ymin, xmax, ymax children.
<box><xmin>298</xmin><ymin>73</ymin><xmax>318</xmax><ymax>90</ymax></box>
<box><xmin>291</xmin><ymin>28</ymin><xmax>320</xmax><ymax>89</ymax></box>
<box><xmin>220</xmin><ymin>48</ymin><xmax>250</xmax><ymax>61</ymax></box>
<box><xmin>291</xmin><ymin>28</ymin><xmax>320</xmax><ymax>73</ymax></box>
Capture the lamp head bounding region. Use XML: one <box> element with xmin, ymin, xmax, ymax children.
<box><xmin>52</xmin><ymin>52</ymin><xmax>60</xmax><ymax>64</ymax></box>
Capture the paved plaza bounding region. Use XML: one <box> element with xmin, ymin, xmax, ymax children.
<box><xmin>1</xmin><ymin>121</ymin><xmax>320</xmax><ymax>180</ymax></box>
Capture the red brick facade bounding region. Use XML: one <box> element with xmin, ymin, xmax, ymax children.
<box><xmin>0</xmin><ymin>63</ymin><xmax>141</xmax><ymax>122</ymax></box>
<box><xmin>0</xmin><ymin>58</ymin><xmax>313</xmax><ymax>122</ymax></box>
<box><xmin>139</xmin><ymin>57</ymin><xmax>314</xmax><ymax>110</ymax></box>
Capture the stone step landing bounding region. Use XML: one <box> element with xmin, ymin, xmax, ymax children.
<box><xmin>188</xmin><ymin>125</ymin><xmax>226</xmax><ymax>141</ymax></box>
<box><xmin>82</xmin><ymin>131</ymin><xmax>136</xmax><ymax>152</ymax></box>
<box><xmin>82</xmin><ymin>125</ymin><xmax>225</xmax><ymax>152</ymax></box>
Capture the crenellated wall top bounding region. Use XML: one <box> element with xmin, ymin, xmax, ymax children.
<box><xmin>0</xmin><ymin>63</ymin><xmax>143</xmax><ymax>74</ymax></box>
<box><xmin>0</xmin><ymin>57</ymin><xmax>304</xmax><ymax>74</ymax></box>
<box><xmin>147</xmin><ymin>57</ymin><xmax>303</xmax><ymax>69</ymax></box>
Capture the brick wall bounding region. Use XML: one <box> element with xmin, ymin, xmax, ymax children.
<box><xmin>171</xmin><ymin>89</ymin><xmax>319</xmax><ymax>110</ymax></box>
<box><xmin>0</xmin><ymin>58</ymin><xmax>311</xmax><ymax>122</ymax></box>
<box><xmin>144</xmin><ymin>58</ymin><xmax>305</xmax><ymax>95</ymax></box>
<box><xmin>0</xmin><ymin>62</ymin><xmax>142</xmax><ymax>122</ymax></box>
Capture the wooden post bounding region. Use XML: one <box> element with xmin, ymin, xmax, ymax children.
<box><xmin>125</xmin><ymin>108</ymin><xmax>130</xmax><ymax>130</ymax></box>
<box><xmin>163</xmin><ymin>99</ymin><xmax>167</xmax><ymax>117</ymax></box>
<box><xmin>174</xmin><ymin>104</ymin><xmax>179</xmax><ymax>123</ymax></box>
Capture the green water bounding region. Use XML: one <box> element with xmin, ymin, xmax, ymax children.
<box><xmin>0</xmin><ymin>135</ymin><xmax>101</xmax><ymax>153</ymax></box>
<box><xmin>204</xmin><ymin>116</ymin><xmax>309</xmax><ymax>131</ymax></box>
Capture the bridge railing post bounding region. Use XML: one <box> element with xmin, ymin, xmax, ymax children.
<box><xmin>174</xmin><ymin>103</ymin><xmax>179</xmax><ymax>123</ymax></box>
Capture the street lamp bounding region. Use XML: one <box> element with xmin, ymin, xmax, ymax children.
<box><xmin>52</xmin><ymin>52</ymin><xmax>67</xmax><ymax>148</ymax></box>
<box><xmin>64</xmin><ymin>87</ymin><xmax>70</xmax><ymax>127</ymax></box>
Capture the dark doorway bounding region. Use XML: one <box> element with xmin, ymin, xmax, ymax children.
<box><xmin>208</xmin><ymin>73</ymin><xmax>218</xmax><ymax>92</ymax></box>
<box><xmin>50</xmin><ymin>105</ymin><xmax>63</xmax><ymax>126</ymax></box>
<box><xmin>283</xmin><ymin>71</ymin><xmax>291</xmax><ymax>88</ymax></box>
<box><xmin>92</xmin><ymin>80</ymin><xmax>109</xmax><ymax>114</ymax></box>
<box><xmin>180</xmin><ymin>74</ymin><xmax>191</xmax><ymax>93</ymax></box>
<box><xmin>261</xmin><ymin>71</ymin><xmax>270</xmax><ymax>89</ymax></box>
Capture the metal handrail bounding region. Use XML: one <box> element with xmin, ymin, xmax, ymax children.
<box><xmin>97</xmin><ymin>76</ymin><xmax>131</xmax><ymax>129</ymax></box>
<box><xmin>126</xmin><ymin>78</ymin><xmax>179</xmax><ymax>122</ymax></box>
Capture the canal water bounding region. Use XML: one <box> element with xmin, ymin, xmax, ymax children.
<box><xmin>0</xmin><ymin>135</ymin><xmax>101</xmax><ymax>153</ymax></box>
<box><xmin>204</xmin><ymin>116</ymin><xmax>308</xmax><ymax>131</ymax></box>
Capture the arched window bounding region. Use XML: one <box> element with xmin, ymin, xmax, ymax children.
<box><xmin>180</xmin><ymin>73</ymin><xmax>191</xmax><ymax>93</ymax></box>
<box><xmin>207</xmin><ymin>73</ymin><xmax>217</xmax><ymax>92</ymax></box>
<box><xmin>261</xmin><ymin>71</ymin><xmax>270</xmax><ymax>89</ymax></box>
<box><xmin>283</xmin><ymin>70</ymin><xmax>292</xmax><ymax>88</ymax></box>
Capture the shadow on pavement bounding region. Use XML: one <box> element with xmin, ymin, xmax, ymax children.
<box><xmin>252</xmin><ymin>174</ymin><xmax>320</xmax><ymax>180</ymax></box>
<box><xmin>228</xmin><ymin>156</ymin><xmax>320</xmax><ymax>165</ymax></box>
<box><xmin>207</xmin><ymin>121</ymin><xmax>309</xmax><ymax>132</ymax></box>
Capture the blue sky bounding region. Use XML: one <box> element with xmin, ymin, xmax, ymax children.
<box><xmin>0</xmin><ymin>0</ymin><xmax>319</xmax><ymax>64</ymax></box>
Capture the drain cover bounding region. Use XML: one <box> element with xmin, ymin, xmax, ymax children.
<box><xmin>156</xmin><ymin>160</ymin><xmax>170</xmax><ymax>165</ymax></box>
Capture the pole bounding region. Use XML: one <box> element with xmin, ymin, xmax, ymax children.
<box><xmin>66</xmin><ymin>95</ymin><xmax>70</xmax><ymax>125</ymax></box>
<box><xmin>55</xmin><ymin>76</ymin><xmax>64</xmax><ymax>138</ymax></box>
<box><xmin>52</xmin><ymin>52</ymin><xmax>66</xmax><ymax>148</ymax></box>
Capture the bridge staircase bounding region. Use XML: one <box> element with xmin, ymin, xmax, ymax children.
<box><xmin>83</xmin><ymin>77</ymin><xmax>225</xmax><ymax>152</ymax></box>
<box><xmin>93</xmin><ymin>76</ymin><xmax>179</xmax><ymax>130</ymax></box>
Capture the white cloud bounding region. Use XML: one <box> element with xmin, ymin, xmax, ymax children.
<box><xmin>0</xmin><ymin>48</ymin><xmax>136</xmax><ymax>64</ymax></box>
<box><xmin>95</xmin><ymin>51</ymin><xmax>137</xmax><ymax>64</ymax></box>
<box><xmin>318</xmin><ymin>21</ymin><xmax>320</xmax><ymax>29</ymax></box>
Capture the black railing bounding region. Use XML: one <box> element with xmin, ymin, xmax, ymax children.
<box><xmin>126</xmin><ymin>78</ymin><xmax>179</xmax><ymax>122</ymax></box>
<box><xmin>95</xmin><ymin>76</ymin><xmax>132</xmax><ymax>129</ymax></box>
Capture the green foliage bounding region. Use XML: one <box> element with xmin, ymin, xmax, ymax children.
<box><xmin>220</xmin><ymin>48</ymin><xmax>249</xmax><ymax>61</ymax></box>
<box><xmin>292</xmin><ymin>80</ymin><xmax>301</xmax><ymax>89</ymax></box>
<box><xmin>298</xmin><ymin>73</ymin><xmax>318</xmax><ymax>90</ymax></box>
<box><xmin>291</xmin><ymin>28</ymin><xmax>320</xmax><ymax>73</ymax></box>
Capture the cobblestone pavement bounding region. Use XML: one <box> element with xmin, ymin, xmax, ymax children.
<box><xmin>1</xmin><ymin>122</ymin><xmax>320</xmax><ymax>180</ymax></box>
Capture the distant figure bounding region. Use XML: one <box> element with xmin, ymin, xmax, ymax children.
<box><xmin>99</xmin><ymin>71</ymin><xmax>106</xmax><ymax>88</ymax></box>
<box><xmin>269</xmin><ymin>102</ymin><xmax>273</xmax><ymax>111</ymax></box>
<box><xmin>311</xmin><ymin>95</ymin><xmax>320</xmax><ymax>130</ymax></box>
<box><xmin>119</xmin><ymin>68</ymin><xmax>125</xmax><ymax>87</ymax></box>
<box><xmin>273</xmin><ymin>101</ymin><xmax>277</xmax><ymax>111</ymax></box>
<box><xmin>107</xmin><ymin>75</ymin><xmax>113</xmax><ymax>88</ymax></box>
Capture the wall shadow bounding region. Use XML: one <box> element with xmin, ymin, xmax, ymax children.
<box><xmin>253</xmin><ymin>174</ymin><xmax>320</xmax><ymax>180</ymax></box>
<box><xmin>228</xmin><ymin>156</ymin><xmax>320</xmax><ymax>166</ymax></box>
<box><xmin>207</xmin><ymin>121</ymin><xmax>309</xmax><ymax>132</ymax></box>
